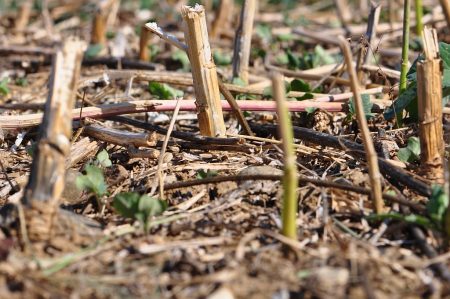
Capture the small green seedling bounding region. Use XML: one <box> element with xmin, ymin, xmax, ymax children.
<box><xmin>76</xmin><ymin>150</ymin><xmax>112</xmax><ymax>212</ymax></box>
<box><xmin>95</xmin><ymin>149</ymin><xmax>112</xmax><ymax>168</ymax></box>
<box><xmin>113</xmin><ymin>192</ymin><xmax>167</xmax><ymax>233</ymax></box>
<box><xmin>76</xmin><ymin>165</ymin><xmax>108</xmax><ymax>199</ymax></box>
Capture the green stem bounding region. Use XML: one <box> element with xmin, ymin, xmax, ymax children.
<box><xmin>272</xmin><ymin>73</ymin><xmax>298</xmax><ymax>240</ymax></box>
<box><xmin>400</xmin><ymin>0</ymin><xmax>411</xmax><ymax>93</ymax></box>
<box><xmin>415</xmin><ymin>0</ymin><xmax>424</xmax><ymax>36</ymax></box>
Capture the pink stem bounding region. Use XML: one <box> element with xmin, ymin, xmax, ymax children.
<box><xmin>0</xmin><ymin>100</ymin><xmax>343</xmax><ymax>129</ymax></box>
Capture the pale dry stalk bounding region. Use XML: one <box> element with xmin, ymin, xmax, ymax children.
<box><xmin>181</xmin><ymin>5</ymin><xmax>226</xmax><ymax>137</ymax></box>
<box><xmin>211</xmin><ymin>0</ymin><xmax>234</xmax><ymax>39</ymax></box>
<box><xmin>338</xmin><ymin>36</ymin><xmax>384</xmax><ymax>213</ymax></box>
<box><xmin>232</xmin><ymin>0</ymin><xmax>257</xmax><ymax>84</ymax></box>
<box><xmin>22</xmin><ymin>39</ymin><xmax>85</xmax><ymax>241</ymax></box>
<box><xmin>417</xmin><ymin>27</ymin><xmax>444</xmax><ymax>182</ymax></box>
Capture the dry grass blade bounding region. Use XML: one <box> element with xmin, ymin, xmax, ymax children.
<box><xmin>338</xmin><ymin>36</ymin><xmax>384</xmax><ymax>214</ymax></box>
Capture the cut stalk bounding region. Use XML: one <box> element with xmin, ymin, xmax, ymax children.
<box><xmin>400</xmin><ymin>0</ymin><xmax>411</xmax><ymax>93</ymax></box>
<box><xmin>211</xmin><ymin>0</ymin><xmax>234</xmax><ymax>39</ymax></box>
<box><xmin>417</xmin><ymin>28</ymin><xmax>444</xmax><ymax>182</ymax></box>
<box><xmin>22</xmin><ymin>39</ymin><xmax>85</xmax><ymax>241</ymax></box>
<box><xmin>91</xmin><ymin>4</ymin><xmax>107</xmax><ymax>45</ymax></box>
<box><xmin>181</xmin><ymin>5</ymin><xmax>226</xmax><ymax>137</ymax></box>
<box><xmin>272</xmin><ymin>72</ymin><xmax>298</xmax><ymax>240</ymax></box>
<box><xmin>338</xmin><ymin>36</ymin><xmax>384</xmax><ymax>214</ymax></box>
<box><xmin>232</xmin><ymin>0</ymin><xmax>257</xmax><ymax>84</ymax></box>
<box><xmin>139</xmin><ymin>24</ymin><xmax>152</xmax><ymax>61</ymax></box>
<box><xmin>415</xmin><ymin>0</ymin><xmax>424</xmax><ymax>35</ymax></box>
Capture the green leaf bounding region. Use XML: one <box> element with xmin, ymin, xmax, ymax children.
<box><xmin>85</xmin><ymin>44</ymin><xmax>103</xmax><ymax>58</ymax></box>
<box><xmin>286</xmin><ymin>49</ymin><xmax>300</xmax><ymax>70</ymax></box>
<box><xmin>76</xmin><ymin>165</ymin><xmax>108</xmax><ymax>197</ymax></box>
<box><xmin>196</xmin><ymin>169</ymin><xmax>218</xmax><ymax>179</ymax></box>
<box><xmin>148</xmin><ymin>82</ymin><xmax>184</xmax><ymax>99</ymax></box>
<box><xmin>172</xmin><ymin>50</ymin><xmax>190</xmax><ymax>71</ymax></box>
<box><xmin>397</xmin><ymin>137</ymin><xmax>420</xmax><ymax>163</ymax></box>
<box><xmin>313</xmin><ymin>45</ymin><xmax>336</xmax><ymax>66</ymax></box>
<box><xmin>255</xmin><ymin>24</ymin><xmax>272</xmax><ymax>43</ymax></box>
<box><xmin>349</xmin><ymin>94</ymin><xmax>374</xmax><ymax>119</ymax></box>
<box><xmin>397</xmin><ymin>148</ymin><xmax>414</xmax><ymax>163</ymax></box>
<box><xmin>0</xmin><ymin>78</ymin><xmax>10</xmax><ymax>96</ymax></box>
<box><xmin>305</xmin><ymin>107</ymin><xmax>317</xmax><ymax>115</ymax></box>
<box><xmin>406</xmin><ymin>137</ymin><xmax>420</xmax><ymax>157</ymax></box>
<box><xmin>427</xmin><ymin>185</ymin><xmax>449</xmax><ymax>228</ymax></box>
<box><xmin>138</xmin><ymin>195</ymin><xmax>168</xmax><ymax>218</ymax></box>
<box><xmin>213</xmin><ymin>50</ymin><xmax>232</xmax><ymax>66</ymax></box>
<box><xmin>290</xmin><ymin>79</ymin><xmax>311</xmax><ymax>92</ymax></box>
<box><xmin>384</xmin><ymin>82</ymin><xmax>417</xmax><ymax>120</ymax></box>
<box><xmin>96</xmin><ymin>149</ymin><xmax>112</xmax><ymax>168</ymax></box>
<box><xmin>113</xmin><ymin>192</ymin><xmax>141</xmax><ymax>219</ymax></box>
<box><xmin>366</xmin><ymin>212</ymin><xmax>434</xmax><ymax>228</ymax></box>
<box><xmin>113</xmin><ymin>192</ymin><xmax>167</xmax><ymax>232</ymax></box>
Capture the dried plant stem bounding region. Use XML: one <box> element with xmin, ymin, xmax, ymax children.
<box><xmin>272</xmin><ymin>72</ymin><xmax>298</xmax><ymax>240</ymax></box>
<box><xmin>15</xmin><ymin>0</ymin><xmax>32</xmax><ymax>31</ymax></box>
<box><xmin>211</xmin><ymin>0</ymin><xmax>234</xmax><ymax>39</ymax></box>
<box><xmin>232</xmin><ymin>0</ymin><xmax>257</xmax><ymax>84</ymax></box>
<box><xmin>356</xmin><ymin>3</ymin><xmax>381</xmax><ymax>85</ymax></box>
<box><xmin>91</xmin><ymin>4</ymin><xmax>107</xmax><ymax>45</ymax></box>
<box><xmin>417</xmin><ymin>28</ymin><xmax>444</xmax><ymax>182</ymax></box>
<box><xmin>338</xmin><ymin>36</ymin><xmax>384</xmax><ymax>214</ymax></box>
<box><xmin>139</xmin><ymin>25</ymin><xmax>152</xmax><ymax>61</ymax></box>
<box><xmin>415</xmin><ymin>0</ymin><xmax>424</xmax><ymax>35</ymax></box>
<box><xmin>439</xmin><ymin>0</ymin><xmax>450</xmax><ymax>29</ymax></box>
<box><xmin>181</xmin><ymin>5</ymin><xmax>226</xmax><ymax>137</ymax></box>
<box><xmin>0</xmin><ymin>99</ymin><xmax>344</xmax><ymax>129</ymax></box>
<box><xmin>400</xmin><ymin>0</ymin><xmax>411</xmax><ymax>93</ymax></box>
<box><xmin>22</xmin><ymin>39</ymin><xmax>85</xmax><ymax>241</ymax></box>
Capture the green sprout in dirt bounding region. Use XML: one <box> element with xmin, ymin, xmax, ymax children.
<box><xmin>113</xmin><ymin>192</ymin><xmax>167</xmax><ymax>233</ymax></box>
<box><xmin>76</xmin><ymin>149</ymin><xmax>112</xmax><ymax>213</ymax></box>
<box><xmin>273</xmin><ymin>72</ymin><xmax>298</xmax><ymax>240</ymax></box>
